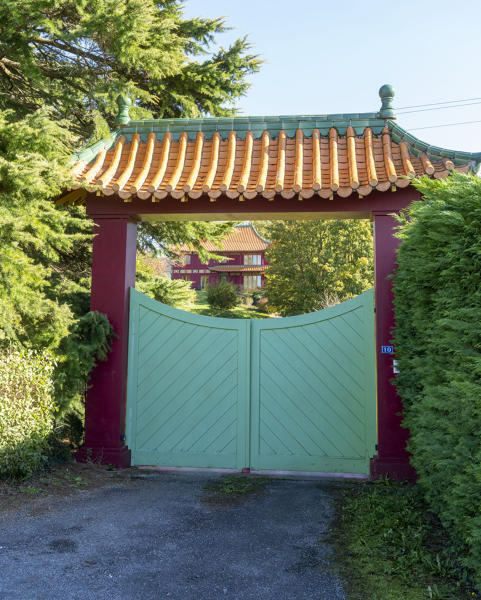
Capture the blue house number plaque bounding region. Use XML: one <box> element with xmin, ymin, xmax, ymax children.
<box><xmin>381</xmin><ymin>345</ymin><xmax>394</xmax><ymax>354</ymax></box>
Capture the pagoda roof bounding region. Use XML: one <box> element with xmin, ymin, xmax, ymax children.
<box><xmin>64</xmin><ymin>86</ymin><xmax>481</xmax><ymax>205</ymax></box>
<box><xmin>178</xmin><ymin>224</ymin><xmax>269</xmax><ymax>253</ymax></box>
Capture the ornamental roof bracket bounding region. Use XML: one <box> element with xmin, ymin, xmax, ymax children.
<box><xmin>378</xmin><ymin>84</ymin><xmax>396</xmax><ymax>120</ymax></box>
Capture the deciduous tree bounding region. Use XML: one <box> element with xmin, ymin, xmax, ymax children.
<box><xmin>264</xmin><ymin>220</ymin><xmax>374</xmax><ymax>316</ymax></box>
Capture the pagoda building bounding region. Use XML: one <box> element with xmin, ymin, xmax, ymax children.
<box><xmin>173</xmin><ymin>223</ymin><xmax>270</xmax><ymax>291</ymax></box>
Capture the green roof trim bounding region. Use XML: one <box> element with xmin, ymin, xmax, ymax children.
<box><xmin>116</xmin><ymin>112</ymin><xmax>388</xmax><ymax>141</ymax></box>
<box><xmin>388</xmin><ymin>121</ymin><xmax>481</xmax><ymax>166</ymax></box>
<box><xmin>71</xmin><ymin>84</ymin><xmax>481</xmax><ymax>170</ymax></box>
<box><xmin>73</xmin><ymin>133</ymin><xmax>118</xmax><ymax>164</ymax></box>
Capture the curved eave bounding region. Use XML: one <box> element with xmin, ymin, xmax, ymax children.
<box><xmin>388</xmin><ymin>121</ymin><xmax>481</xmax><ymax>168</ymax></box>
<box><xmin>62</xmin><ymin>112</ymin><xmax>481</xmax><ymax>206</ymax></box>
<box><xmin>73</xmin><ymin>133</ymin><xmax>118</xmax><ymax>164</ymax></box>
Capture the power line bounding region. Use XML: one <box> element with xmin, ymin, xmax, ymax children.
<box><xmin>408</xmin><ymin>119</ymin><xmax>481</xmax><ymax>131</ymax></box>
<box><xmin>397</xmin><ymin>97</ymin><xmax>481</xmax><ymax>110</ymax></box>
<box><xmin>398</xmin><ymin>101</ymin><xmax>481</xmax><ymax>115</ymax></box>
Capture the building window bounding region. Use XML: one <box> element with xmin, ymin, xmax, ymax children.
<box><xmin>244</xmin><ymin>254</ymin><xmax>261</xmax><ymax>265</ymax></box>
<box><xmin>243</xmin><ymin>275</ymin><xmax>262</xmax><ymax>290</ymax></box>
<box><xmin>183</xmin><ymin>254</ymin><xmax>191</xmax><ymax>265</ymax></box>
<box><xmin>200</xmin><ymin>275</ymin><xmax>209</xmax><ymax>289</ymax></box>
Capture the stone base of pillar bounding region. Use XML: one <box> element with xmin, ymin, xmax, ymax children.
<box><xmin>75</xmin><ymin>444</ymin><xmax>131</xmax><ymax>468</ymax></box>
<box><xmin>370</xmin><ymin>456</ymin><xmax>416</xmax><ymax>481</ymax></box>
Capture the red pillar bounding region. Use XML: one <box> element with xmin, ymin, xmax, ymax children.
<box><xmin>370</xmin><ymin>211</ymin><xmax>416</xmax><ymax>480</ymax></box>
<box><xmin>76</xmin><ymin>215</ymin><xmax>137</xmax><ymax>467</ymax></box>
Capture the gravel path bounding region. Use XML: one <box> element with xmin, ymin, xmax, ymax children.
<box><xmin>0</xmin><ymin>472</ymin><xmax>345</xmax><ymax>600</ymax></box>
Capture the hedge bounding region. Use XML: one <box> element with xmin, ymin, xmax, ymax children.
<box><xmin>0</xmin><ymin>348</ymin><xmax>56</xmax><ymax>479</ymax></box>
<box><xmin>393</xmin><ymin>173</ymin><xmax>481</xmax><ymax>587</ymax></box>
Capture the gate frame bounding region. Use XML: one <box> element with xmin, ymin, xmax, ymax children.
<box><xmin>77</xmin><ymin>188</ymin><xmax>417</xmax><ymax>480</ymax></box>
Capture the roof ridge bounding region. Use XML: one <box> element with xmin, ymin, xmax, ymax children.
<box><xmin>388</xmin><ymin>121</ymin><xmax>481</xmax><ymax>164</ymax></box>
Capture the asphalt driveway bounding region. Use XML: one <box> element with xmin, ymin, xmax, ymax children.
<box><xmin>0</xmin><ymin>471</ymin><xmax>346</xmax><ymax>600</ymax></box>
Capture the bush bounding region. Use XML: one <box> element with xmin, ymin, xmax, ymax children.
<box><xmin>0</xmin><ymin>349</ymin><xmax>56</xmax><ymax>480</ymax></box>
<box><xmin>206</xmin><ymin>280</ymin><xmax>238</xmax><ymax>309</ymax></box>
<box><xmin>393</xmin><ymin>173</ymin><xmax>481</xmax><ymax>588</ymax></box>
<box><xmin>137</xmin><ymin>275</ymin><xmax>195</xmax><ymax>306</ymax></box>
<box><xmin>54</xmin><ymin>311</ymin><xmax>115</xmax><ymax>417</ymax></box>
<box><xmin>136</xmin><ymin>254</ymin><xmax>195</xmax><ymax>307</ymax></box>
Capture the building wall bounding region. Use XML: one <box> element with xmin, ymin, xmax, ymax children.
<box><xmin>172</xmin><ymin>251</ymin><xmax>268</xmax><ymax>290</ymax></box>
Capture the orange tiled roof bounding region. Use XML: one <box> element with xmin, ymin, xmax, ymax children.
<box><xmin>178</xmin><ymin>224</ymin><xmax>269</xmax><ymax>253</ymax></box>
<box><xmin>208</xmin><ymin>264</ymin><xmax>269</xmax><ymax>273</ymax></box>
<box><xmin>64</xmin><ymin>87</ymin><xmax>480</xmax><ymax>205</ymax></box>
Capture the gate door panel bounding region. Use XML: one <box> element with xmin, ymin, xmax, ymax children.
<box><xmin>250</xmin><ymin>290</ymin><xmax>376</xmax><ymax>474</ymax></box>
<box><xmin>126</xmin><ymin>290</ymin><xmax>250</xmax><ymax>469</ymax></box>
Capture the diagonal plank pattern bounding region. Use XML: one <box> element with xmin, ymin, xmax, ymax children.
<box><xmin>126</xmin><ymin>289</ymin><xmax>376</xmax><ymax>474</ymax></box>
<box><xmin>250</xmin><ymin>290</ymin><xmax>376</xmax><ymax>473</ymax></box>
<box><xmin>126</xmin><ymin>291</ymin><xmax>249</xmax><ymax>469</ymax></box>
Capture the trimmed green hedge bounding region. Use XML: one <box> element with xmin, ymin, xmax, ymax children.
<box><xmin>0</xmin><ymin>349</ymin><xmax>56</xmax><ymax>479</ymax></box>
<box><xmin>393</xmin><ymin>173</ymin><xmax>481</xmax><ymax>587</ymax></box>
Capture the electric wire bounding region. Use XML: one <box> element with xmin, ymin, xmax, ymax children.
<box><xmin>408</xmin><ymin>120</ymin><xmax>481</xmax><ymax>131</ymax></box>
<box><xmin>397</xmin><ymin>101</ymin><xmax>481</xmax><ymax>115</ymax></box>
<box><xmin>397</xmin><ymin>97</ymin><xmax>481</xmax><ymax>110</ymax></box>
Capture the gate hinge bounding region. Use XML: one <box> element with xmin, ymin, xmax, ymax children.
<box><xmin>120</xmin><ymin>434</ymin><xmax>126</xmax><ymax>442</ymax></box>
<box><xmin>373</xmin><ymin>307</ymin><xmax>376</xmax><ymax>313</ymax></box>
<box><xmin>375</xmin><ymin>444</ymin><xmax>378</xmax><ymax>451</ymax></box>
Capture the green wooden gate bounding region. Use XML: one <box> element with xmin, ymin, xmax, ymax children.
<box><xmin>126</xmin><ymin>288</ymin><xmax>376</xmax><ymax>474</ymax></box>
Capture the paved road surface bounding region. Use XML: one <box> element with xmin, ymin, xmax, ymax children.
<box><xmin>0</xmin><ymin>472</ymin><xmax>345</xmax><ymax>600</ymax></box>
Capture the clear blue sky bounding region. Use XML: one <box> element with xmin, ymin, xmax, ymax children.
<box><xmin>184</xmin><ymin>0</ymin><xmax>481</xmax><ymax>152</ymax></box>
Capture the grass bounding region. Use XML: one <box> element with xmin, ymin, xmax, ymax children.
<box><xmin>330</xmin><ymin>478</ymin><xmax>478</xmax><ymax>600</ymax></box>
<box><xmin>202</xmin><ymin>474</ymin><xmax>271</xmax><ymax>506</ymax></box>
<box><xmin>204</xmin><ymin>474</ymin><xmax>270</xmax><ymax>496</ymax></box>
<box><xmin>178</xmin><ymin>290</ymin><xmax>273</xmax><ymax>319</ymax></box>
<box><xmin>0</xmin><ymin>463</ymin><xmax>129</xmax><ymax>514</ymax></box>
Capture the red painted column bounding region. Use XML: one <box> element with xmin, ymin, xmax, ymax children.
<box><xmin>76</xmin><ymin>215</ymin><xmax>137</xmax><ymax>467</ymax></box>
<box><xmin>370</xmin><ymin>211</ymin><xmax>416</xmax><ymax>480</ymax></box>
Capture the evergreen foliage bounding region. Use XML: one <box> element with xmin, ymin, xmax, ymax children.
<box><xmin>136</xmin><ymin>255</ymin><xmax>195</xmax><ymax>307</ymax></box>
<box><xmin>54</xmin><ymin>311</ymin><xmax>115</xmax><ymax>417</ymax></box>
<box><xmin>0</xmin><ymin>349</ymin><xmax>56</xmax><ymax>480</ymax></box>
<box><xmin>138</xmin><ymin>221</ymin><xmax>234</xmax><ymax>264</ymax></box>
<box><xmin>0</xmin><ymin>0</ymin><xmax>261</xmax><ymax>132</ymax></box>
<box><xmin>0</xmin><ymin>108</ymin><xmax>90</xmax><ymax>348</ymax></box>
<box><xmin>0</xmin><ymin>0</ymin><xmax>258</xmax><ymax>470</ymax></box>
<box><xmin>264</xmin><ymin>220</ymin><xmax>374</xmax><ymax>316</ymax></box>
<box><xmin>393</xmin><ymin>173</ymin><xmax>481</xmax><ymax>588</ymax></box>
<box><xmin>206</xmin><ymin>280</ymin><xmax>238</xmax><ymax>310</ymax></box>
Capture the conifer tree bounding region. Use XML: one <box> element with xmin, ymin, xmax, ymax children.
<box><xmin>0</xmin><ymin>1</ymin><xmax>260</xmax><ymax>419</ymax></box>
<box><xmin>0</xmin><ymin>0</ymin><xmax>261</xmax><ymax>133</ymax></box>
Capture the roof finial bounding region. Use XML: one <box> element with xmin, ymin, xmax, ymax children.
<box><xmin>115</xmin><ymin>94</ymin><xmax>132</xmax><ymax>126</ymax></box>
<box><xmin>378</xmin><ymin>84</ymin><xmax>395</xmax><ymax>119</ymax></box>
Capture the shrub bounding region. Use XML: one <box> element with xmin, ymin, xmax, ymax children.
<box><xmin>206</xmin><ymin>280</ymin><xmax>238</xmax><ymax>309</ymax></box>
<box><xmin>54</xmin><ymin>311</ymin><xmax>115</xmax><ymax>417</ymax></box>
<box><xmin>137</xmin><ymin>275</ymin><xmax>195</xmax><ymax>307</ymax></box>
<box><xmin>0</xmin><ymin>348</ymin><xmax>56</xmax><ymax>480</ymax></box>
<box><xmin>136</xmin><ymin>254</ymin><xmax>195</xmax><ymax>307</ymax></box>
<box><xmin>393</xmin><ymin>173</ymin><xmax>481</xmax><ymax>588</ymax></box>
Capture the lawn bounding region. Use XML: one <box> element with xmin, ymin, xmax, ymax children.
<box><xmin>178</xmin><ymin>290</ymin><xmax>273</xmax><ymax>319</ymax></box>
<box><xmin>331</xmin><ymin>479</ymin><xmax>478</xmax><ymax>600</ymax></box>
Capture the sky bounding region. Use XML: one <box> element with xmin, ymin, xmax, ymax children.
<box><xmin>183</xmin><ymin>0</ymin><xmax>481</xmax><ymax>153</ymax></box>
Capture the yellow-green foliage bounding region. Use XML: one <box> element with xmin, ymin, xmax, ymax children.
<box><xmin>393</xmin><ymin>173</ymin><xmax>481</xmax><ymax>589</ymax></box>
<box><xmin>0</xmin><ymin>349</ymin><xmax>56</xmax><ymax>480</ymax></box>
<box><xmin>264</xmin><ymin>220</ymin><xmax>373</xmax><ymax>316</ymax></box>
<box><xmin>136</xmin><ymin>254</ymin><xmax>195</xmax><ymax>307</ymax></box>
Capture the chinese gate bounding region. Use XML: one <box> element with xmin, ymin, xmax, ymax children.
<box><xmin>126</xmin><ymin>288</ymin><xmax>376</xmax><ymax>474</ymax></box>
